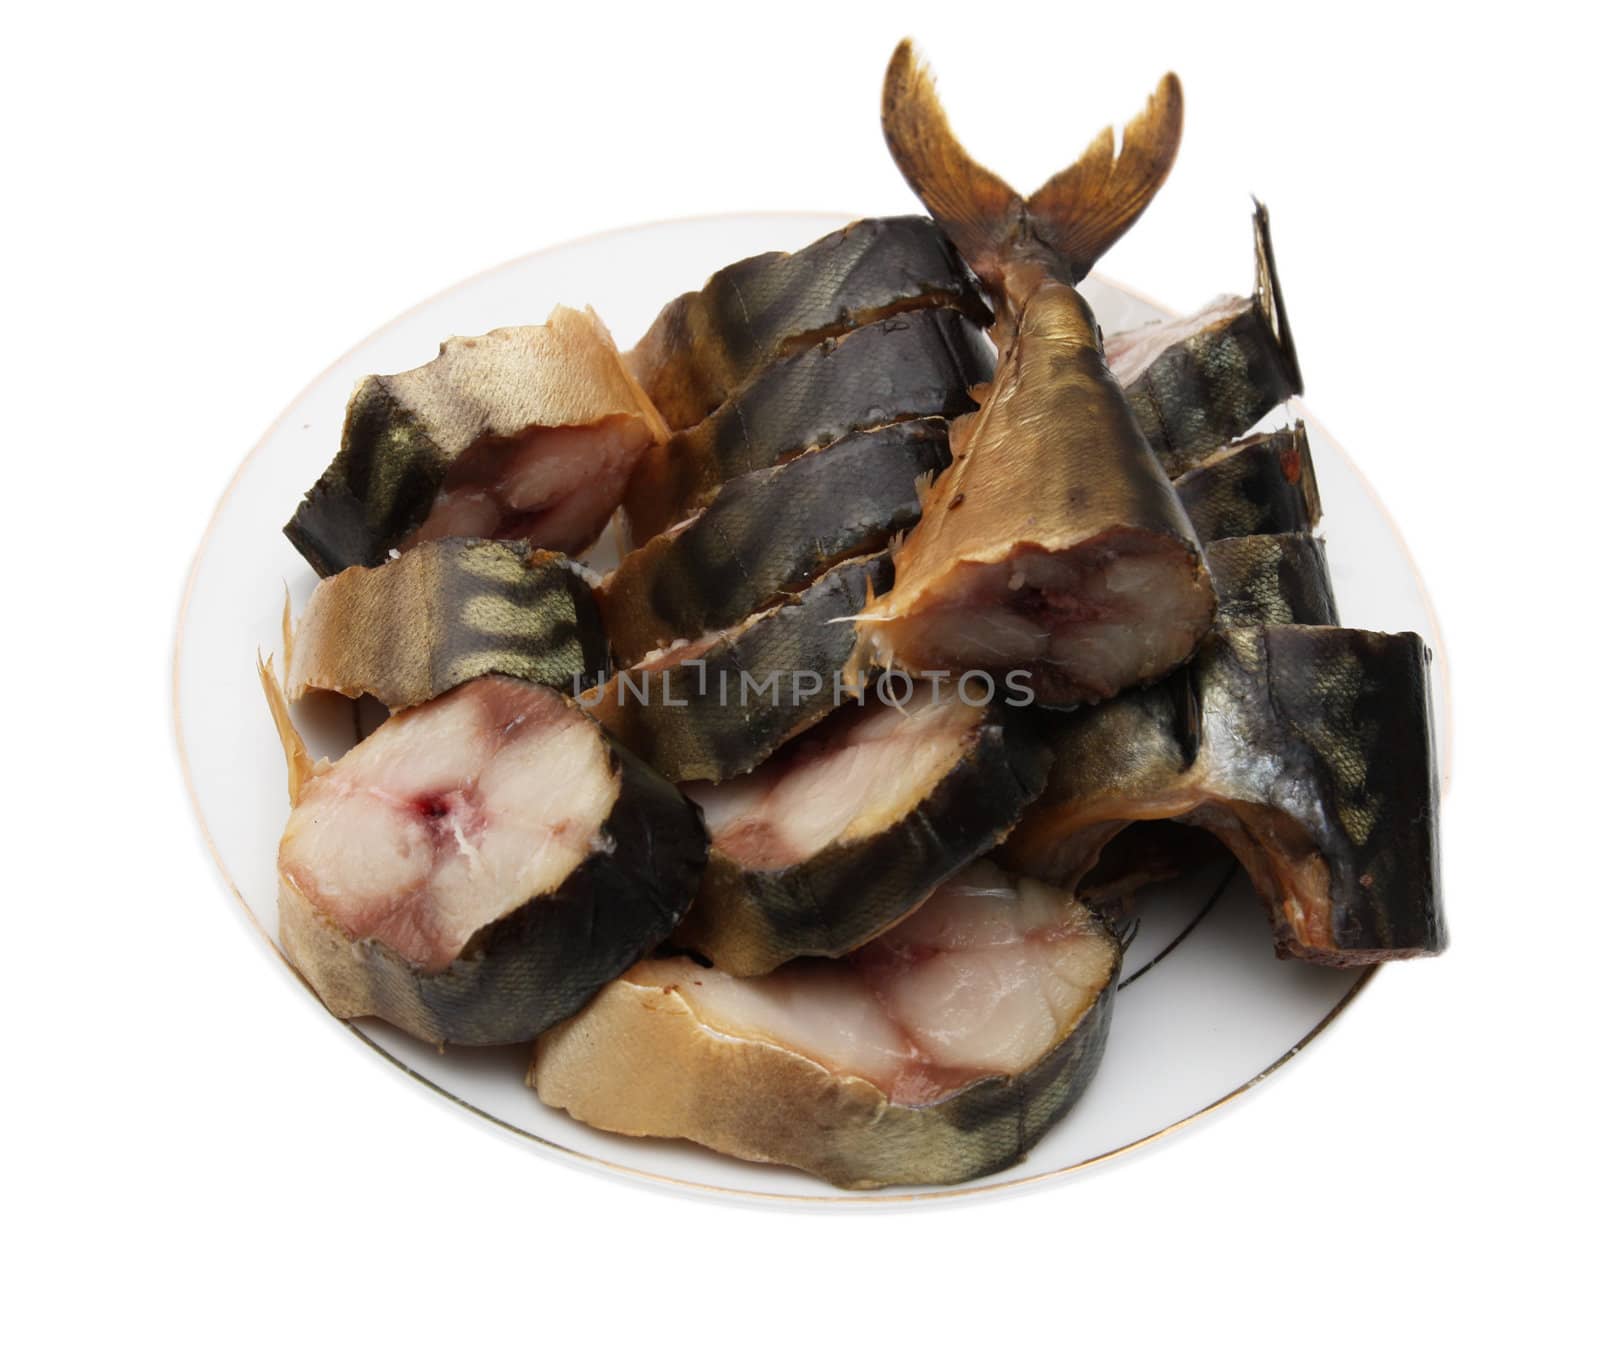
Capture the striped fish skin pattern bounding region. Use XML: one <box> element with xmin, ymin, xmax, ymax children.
<box><xmin>286</xmin><ymin>376</ymin><xmax>453</xmax><ymax>577</ymax></box>
<box><xmin>679</xmin><ymin>705</ymin><xmax>1052</xmax><ymax>977</ymax></box>
<box><xmin>584</xmin><ymin>554</ymin><xmax>894</xmax><ymax>784</ymax></box>
<box><xmin>1192</xmin><ymin>626</ymin><xmax>1443</xmax><ymax>962</ymax></box>
<box><xmin>630</xmin><ymin>215</ymin><xmax>992</xmax><ymax>432</ymax></box>
<box><xmin>1004</xmin><ymin>625</ymin><xmax>1445</xmax><ymax>965</ymax></box>
<box><xmin>623</xmin><ymin>308</ymin><xmax>993</xmax><ymax>544</ymax></box>
<box><xmin>1174</xmin><ymin>422</ymin><xmax>1321</xmax><ymax>543</ymax></box>
<box><xmin>602</xmin><ymin>420</ymin><xmax>951</xmax><ymax>665</ymax></box>
<box><xmin>1206</xmin><ymin>531</ymin><xmax>1338</xmax><ymax>628</ymax></box>
<box><xmin>1117</xmin><ymin>203</ymin><xmax>1302</xmax><ymax>477</ymax></box>
<box><xmin>288</xmin><ymin>538</ymin><xmax>609</xmax><ymax>709</ymax></box>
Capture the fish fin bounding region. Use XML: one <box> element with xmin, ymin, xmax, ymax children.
<box><xmin>840</xmin><ymin>577</ymin><xmax>892</xmax><ymax>690</ymax></box>
<box><xmin>280</xmin><ymin>583</ymin><xmax>296</xmax><ymax>685</ymax></box>
<box><xmin>1250</xmin><ymin>199</ymin><xmax>1302</xmax><ymax>395</ymax></box>
<box><xmin>258</xmin><ymin>652</ymin><xmax>315</xmax><ymax>806</ymax></box>
<box><xmin>884</xmin><ymin>42</ymin><xmax>1181</xmax><ymax>287</ymax></box>
<box><xmin>881</xmin><ymin>39</ymin><xmax>1025</xmax><ymax>291</ymax></box>
<box><xmin>1023</xmin><ymin>73</ymin><xmax>1184</xmax><ymax>281</ymax></box>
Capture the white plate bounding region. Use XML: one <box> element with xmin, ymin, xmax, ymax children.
<box><xmin>175</xmin><ymin>212</ymin><xmax>1450</xmax><ymax>1206</ymax></box>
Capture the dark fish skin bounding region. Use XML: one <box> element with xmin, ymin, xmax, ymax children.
<box><xmin>1191</xmin><ymin>627</ymin><xmax>1444</xmax><ymax>963</ymax></box>
<box><xmin>287</xmin><ymin>538</ymin><xmax>609</xmax><ymax>708</ymax></box>
<box><xmin>602</xmin><ymin>420</ymin><xmax>950</xmax><ymax>666</ymax></box>
<box><xmin>1207</xmin><ymin>532</ymin><xmax>1338</xmax><ymax>627</ymax></box>
<box><xmin>1114</xmin><ymin>203</ymin><xmax>1302</xmax><ymax>476</ymax></box>
<box><xmin>1003</xmin><ymin>625</ymin><xmax>1446</xmax><ymax>966</ymax></box>
<box><xmin>623</xmin><ymin>308</ymin><xmax>992</xmax><ymax>545</ymax></box>
<box><xmin>583</xmin><ymin>553</ymin><xmax>893</xmax><ymax>783</ymax></box>
<box><xmin>630</xmin><ymin>216</ymin><xmax>992</xmax><ymax>432</ymax></box>
<box><xmin>678</xmin><ymin>705</ymin><xmax>1052</xmax><ymax>976</ymax></box>
<box><xmin>278</xmin><ymin>688</ymin><xmax>707</xmax><ymax>1047</ymax></box>
<box><xmin>1174</xmin><ymin>422</ymin><xmax>1322</xmax><ymax>543</ymax></box>
<box><xmin>286</xmin><ymin>375</ymin><xmax>453</xmax><ymax>576</ymax></box>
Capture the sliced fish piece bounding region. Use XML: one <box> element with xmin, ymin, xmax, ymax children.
<box><xmin>850</xmin><ymin>45</ymin><xmax>1214</xmax><ymax>707</ymax></box>
<box><xmin>582</xmin><ymin>553</ymin><xmax>892</xmax><ymax>783</ymax></box>
<box><xmin>284</xmin><ymin>309</ymin><xmax>669</xmax><ymax>576</ymax></box>
<box><xmin>1207</xmin><ymin>532</ymin><xmax>1338</xmax><ymax>627</ymax></box>
<box><xmin>287</xmin><ymin>538</ymin><xmax>608</xmax><ymax>709</ymax></box>
<box><xmin>622</xmin><ymin>308</ymin><xmax>992</xmax><ymax>545</ymax></box>
<box><xmin>629</xmin><ymin>215</ymin><xmax>991</xmax><ymax>431</ymax></box>
<box><xmin>1173</xmin><ymin>422</ymin><xmax>1322</xmax><ymax>543</ymax></box>
<box><xmin>602</xmin><ymin>420</ymin><xmax>949</xmax><ymax>666</ymax></box>
<box><xmin>1003</xmin><ymin>626</ymin><xmax>1445</xmax><ymax>965</ymax></box>
<box><xmin>533</xmin><ymin>861</ymin><xmax>1120</xmax><ymax>1189</ymax></box>
<box><xmin>1107</xmin><ymin>203</ymin><xmax>1302</xmax><ymax>476</ymax></box>
<box><xmin>265</xmin><ymin>672</ymin><xmax>705</xmax><ymax>1045</ymax></box>
<box><xmin>677</xmin><ymin>686</ymin><xmax>1050</xmax><ymax>976</ymax></box>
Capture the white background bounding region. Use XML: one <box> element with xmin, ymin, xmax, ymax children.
<box><xmin>4</xmin><ymin>2</ymin><xmax>1592</xmax><ymax>1360</ymax></box>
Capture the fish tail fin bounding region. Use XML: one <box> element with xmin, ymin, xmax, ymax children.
<box><xmin>1250</xmin><ymin>199</ymin><xmax>1302</xmax><ymax>395</ymax></box>
<box><xmin>883</xmin><ymin>40</ymin><xmax>1183</xmax><ymax>287</ymax></box>
<box><xmin>1023</xmin><ymin>73</ymin><xmax>1184</xmax><ymax>281</ymax></box>
<box><xmin>258</xmin><ymin>651</ymin><xmax>315</xmax><ymax>806</ymax></box>
<box><xmin>881</xmin><ymin>40</ymin><xmax>1023</xmax><ymax>291</ymax></box>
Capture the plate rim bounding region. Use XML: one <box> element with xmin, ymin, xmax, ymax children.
<box><xmin>172</xmin><ymin>210</ymin><xmax>1445</xmax><ymax>1206</ymax></box>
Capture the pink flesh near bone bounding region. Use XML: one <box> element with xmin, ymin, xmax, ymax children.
<box><xmin>1102</xmin><ymin>296</ymin><xmax>1245</xmax><ymax>385</ymax></box>
<box><xmin>628</xmin><ymin>863</ymin><xmax>1115</xmax><ymax>1105</ymax></box>
<box><xmin>279</xmin><ymin>678</ymin><xmax>617</xmax><ymax>972</ymax></box>
<box><xmin>683</xmin><ymin>688</ymin><xmax>984</xmax><ymax>871</ymax></box>
<box><xmin>874</xmin><ymin>539</ymin><xmax>1212</xmax><ymax>703</ymax></box>
<box><xmin>405</xmin><ymin>414</ymin><xmax>656</xmax><ymax>555</ymax></box>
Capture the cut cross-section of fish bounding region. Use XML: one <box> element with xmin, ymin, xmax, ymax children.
<box><xmin>287</xmin><ymin>538</ymin><xmax>609</xmax><ymax>710</ymax></box>
<box><xmin>677</xmin><ymin>686</ymin><xmax>1050</xmax><ymax>976</ymax></box>
<box><xmin>284</xmin><ymin>309</ymin><xmax>669</xmax><ymax>576</ymax></box>
<box><xmin>602</xmin><ymin>420</ymin><xmax>950</xmax><ymax>666</ymax></box>
<box><xmin>854</xmin><ymin>46</ymin><xmax>1214</xmax><ymax>707</ymax></box>
<box><xmin>629</xmin><ymin>216</ymin><xmax>992</xmax><ymax>432</ymax></box>
<box><xmin>582</xmin><ymin>553</ymin><xmax>893</xmax><ymax>783</ymax></box>
<box><xmin>622</xmin><ymin>308</ymin><xmax>992</xmax><ymax>545</ymax></box>
<box><xmin>1003</xmin><ymin>626</ymin><xmax>1445</xmax><ymax>965</ymax></box>
<box><xmin>1207</xmin><ymin>532</ymin><xmax>1338</xmax><ymax>627</ymax></box>
<box><xmin>1107</xmin><ymin>203</ymin><xmax>1302</xmax><ymax>477</ymax></box>
<box><xmin>533</xmin><ymin>861</ymin><xmax>1120</xmax><ymax>1189</ymax></box>
<box><xmin>269</xmin><ymin>674</ymin><xmax>706</xmax><ymax>1046</ymax></box>
<box><xmin>1172</xmin><ymin>422</ymin><xmax>1321</xmax><ymax>543</ymax></box>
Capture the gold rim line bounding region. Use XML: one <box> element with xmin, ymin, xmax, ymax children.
<box><xmin>172</xmin><ymin>211</ymin><xmax>1432</xmax><ymax>1206</ymax></box>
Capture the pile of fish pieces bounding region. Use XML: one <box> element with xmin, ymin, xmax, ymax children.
<box><xmin>266</xmin><ymin>43</ymin><xmax>1444</xmax><ymax>1189</ymax></box>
